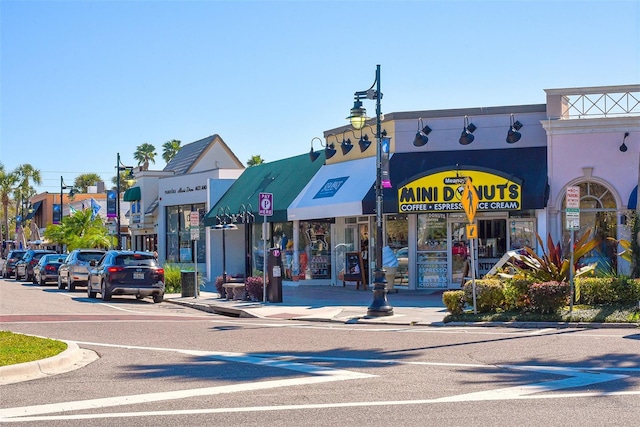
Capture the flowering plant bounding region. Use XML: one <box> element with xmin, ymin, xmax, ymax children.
<box><xmin>245</xmin><ymin>276</ymin><xmax>264</xmax><ymax>301</ymax></box>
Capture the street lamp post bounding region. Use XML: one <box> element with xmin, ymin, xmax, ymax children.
<box><xmin>115</xmin><ymin>153</ymin><xmax>133</xmax><ymax>250</ymax></box>
<box><xmin>60</xmin><ymin>176</ymin><xmax>74</xmax><ymax>223</ymax></box>
<box><xmin>237</xmin><ymin>204</ymin><xmax>255</xmax><ymax>279</ymax></box>
<box><xmin>214</xmin><ymin>206</ymin><xmax>238</xmax><ymax>284</ymax></box>
<box><xmin>347</xmin><ymin>64</ymin><xmax>393</xmax><ymax>316</ymax></box>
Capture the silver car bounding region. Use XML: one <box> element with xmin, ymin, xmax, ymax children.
<box><xmin>58</xmin><ymin>249</ymin><xmax>106</xmax><ymax>291</ymax></box>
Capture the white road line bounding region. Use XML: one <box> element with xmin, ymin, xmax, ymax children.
<box><xmin>3</xmin><ymin>391</ymin><xmax>640</xmax><ymax>423</ymax></box>
<box><xmin>1</xmin><ymin>342</ymin><xmax>637</xmax><ymax>421</ymax></box>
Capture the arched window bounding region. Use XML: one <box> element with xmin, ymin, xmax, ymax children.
<box><xmin>561</xmin><ymin>181</ymin><xmax>618</xmax><ymax>273</ymax></box>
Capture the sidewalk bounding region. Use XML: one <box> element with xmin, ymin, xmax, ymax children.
<box><xmin>165</xmin><ymin>281</ymin><xmax>451</xmax><ymax>326</ymax></box>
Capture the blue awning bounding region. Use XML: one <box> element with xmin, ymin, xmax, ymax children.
<box><xmin>628</xmin><ymin>186</ymin><xmax>637</xmax><ymax>209</ymax></box>
<box><xmin>25</xmin><ymin>201</ymin><xmax>42</xmax><ymax>220</ymax></box>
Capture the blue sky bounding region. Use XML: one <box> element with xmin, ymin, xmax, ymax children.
<box><xmin>1</xmin><ymin>0</ymin><xmax>639</xmax><ymax>194</ymax></box>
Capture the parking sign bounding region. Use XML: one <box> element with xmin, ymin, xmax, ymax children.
<box><xmin>259</xmin><ymin>193</ymin><xmax>273</xmax><ymax>216</ymax></box>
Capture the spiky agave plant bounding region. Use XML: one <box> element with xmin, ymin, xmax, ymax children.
<box><xmin>509</xmin><ymin>229</ymin><xmax>599</xmax><ymax>283</ymax></box>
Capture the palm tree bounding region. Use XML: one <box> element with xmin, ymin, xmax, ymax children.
<box><xmin>134</xmin><ymin>143</ymin><xmax>157</xmax><ymax>171</ymax></box>
<box><xmin>247</xmin><ymin>155</ymin><xmax>265</xmax><ymax>167</ymax></box>
<box><xmin>74</xmin><ymin>173</ymin><xmax>102</xmax><ymax>193</ymax></box>
<box><xmin>0</xmin><ymin>164</ymin><xmax>19</xmax><ymax>245</ymax></box>
<box><xmin>43</xmin><ymin>208</ymin><xmax>113</xmax><ymax>250</ymax></box>
<box><xmin>14</xmin><ymin>163</ymin><xmax>41</xmax><ymax>218</ymax></box>
<box><xmin>162</xmin><ymin>139</ymin><xmax>182</xmax><ymax>163</ymax></box>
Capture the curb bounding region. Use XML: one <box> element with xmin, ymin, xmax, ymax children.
<box><xmin>0</xmin><ymin>340</ymin><xmax>83</xmax><ymax>385</ymax></box>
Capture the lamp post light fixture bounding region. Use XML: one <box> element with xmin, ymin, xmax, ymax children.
<box><xmin>115</xmin><ymin>153</ymin><xmax>134</xmax><ymax>250</ymax></box>
<box><xmin>60</xmin><ymin>176</ymin><xmax>75</xmax><ymax>223</ymax></box>
<box><xmin>214</xmin><ymin>206</ymin><xmax>238</xmax><ymax>284</ymax></box>
<box><xmin>347</xmin><ymin>64</ymin><xmax>393</xmax><ymax>317</ymax></box>
<box><xmin>237</xmin><ymin>204</ymin><xmax>255</xmax><ymax>279</ymax></box>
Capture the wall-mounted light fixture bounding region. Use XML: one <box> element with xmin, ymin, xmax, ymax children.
<box><xmin>506</xmin><ymin>114</ymin><xmax>523</xmax><ymax>144</ymax></box>
<box><xmin>620</xmin><ymin>132</ymin><xmax>630</xmax><ymax>152</ymax></box>
<box><xmin>309</xmin><ymin>137</ymin><xmax>323</xmax><ymax>162</ymax></box>
<box><xmin>413</xmin><ymin>118</ymin><xmax>432</xmax><ymax>147</ymax></box>
<box><xmin>459</xmin><ymin>116</ymin><xmax>477</xmax><ymax>145</ymax></box>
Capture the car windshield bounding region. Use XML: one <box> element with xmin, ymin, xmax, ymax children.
<box><xmin>42</xmin><ymin>254</ymin><xmax>62</xmax><ymax>263</ymax></box>
<box><xmin>78</xmin><ymin>252</ymin><xmax>105</xmax><ymax>262</ymax></box>
<box><xmin>115</xmin><ymin>254</ymin><xmax>157</xmax><ymax>267</ymax></box>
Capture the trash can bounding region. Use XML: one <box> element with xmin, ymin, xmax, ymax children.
<box><xmin>267</xmin><ymin>248</ymin><xmax>283</xmax><ymax>303</ymax></box>
<box><xmin>181</xmin><ymin>270</ymin><xmax>196</xmax><ymax>298</ymax></box>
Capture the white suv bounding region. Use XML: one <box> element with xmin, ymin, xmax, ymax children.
<box><xmin>58</xmin><ymin>249</ymin><xmax>106</xmax><ymax>291</ymax></box>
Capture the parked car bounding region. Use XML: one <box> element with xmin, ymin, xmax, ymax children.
<box><xmin>33</xmin><ymin>253</ymin><xmax>68</xmax><ymax>285</ymax></box>
<box><xmin>1</xmin><ymin>249</ymin><xmax>27</xmax><ymax>279</ymax></box>
<box><xmin>58</xmin><ymin>249</ymin><xmax>106</xmax><ymax>291</ymax></box>
<box><xmin>15</xmin><ymin>249</ymin><xmax>57</xmax><ymax>281</ymax></box>
<box><xmin>87</xmin><ymin>250</ymin><xmax>165</xmax><ymax>303</ymax></box>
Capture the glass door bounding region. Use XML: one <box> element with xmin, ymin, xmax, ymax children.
<box><xmin>449</xmin><ymin>217</ymin><xmax>470</xmax><ymax>287</ymax></box>
<box><xmin>416</xmin><ymin>213</ymin><xmax>448</xmax><ymax>288</ymax></box>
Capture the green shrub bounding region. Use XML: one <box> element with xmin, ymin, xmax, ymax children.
<box><xmin>577</xmin><ymin>276</ymin><xmax>640</xmax><ymax>305</ymax></box>
<box><xmin>503</xmin><ymin>278</ymin><xmax>534</xmax><ymax>310</ymax></box>
<box><xmin>463</xmin><ymin>279</ymin><xmax>505</xmax><ymax>313</ymax></box>
<box><xmin>528</xmin><ymin>281</ymin><xmax>569</xmax><ymax>314</ymax></box>
<box><xmin>443</xmin><ymin>290</ymin><xmax>465</xmax><ymax>314</ymax></box>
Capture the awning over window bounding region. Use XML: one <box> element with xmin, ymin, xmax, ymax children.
<box><xmin>628</xmin><ymin>186</ymin><xmax>637</xmax><ymax>209</ymax></box>
<box><xmin>363</xmin><ymin>146</ymin><xmax>549</xmax><ymax>214</ymax></box>
<box><xmin>25</xmin><ymin>200</ymin><xmax>43</xmax><ymax>220</ymax></box>
<box><xmin>204</xmin><ymin>152</ymin><xmax>324</xmax><ymax>225</ymax></box>
<box><xmin>123</xmin><ymin>186</ymin><xmax>141</xmax><ymax>201</ymax></box>
<box><xmin>287</xmin><ymin>157</ymin><xmax>376</xmax><ymax>221</ymax></box>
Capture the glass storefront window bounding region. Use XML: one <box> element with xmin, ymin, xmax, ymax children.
<box><xmin>417</xmin><ymin>213</ymin><xmax>448</xmax><ymax>288</ymax></box>
<box><xmin>165</xmin><ymin>203</ymin><xmax>205</xmax><ymax>264</ymax></box>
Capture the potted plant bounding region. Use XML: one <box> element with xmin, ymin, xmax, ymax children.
<box><xmin>245</xmin><ymin>276</ymin><xmax>264</xmax><ymax>301</ymax></box>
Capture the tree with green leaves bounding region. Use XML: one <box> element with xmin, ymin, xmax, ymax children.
<box><xmin>43</xmin><ymin>208</ymin><xmax>113</xmax><ymax>251</ymax></box>
<box><xmin>247</xmin><ymin>155</ymin><xmax>265</xmax><ymax>167</ymax></box>
<box><xmin>162</xmin><ymin>139</ymin><xmax>182</xmax><ymax>163</ymax></box>
<box><xmin>0</xmin><ymin>164</ymin><xmax>19</xmax><ymax>245</ymax></box>
<box><xmin>111</xmin><ymin>171</ymin><xmax>135</xmax><ymax>192</ymax></box>
<box><xmin>74</xmin><ymin>173</ymin><xmax>102</xmax><ymax>193</ymax></box>
<box><xmin>134</xmin><ymin>143</ymin><xmax>157</xmax><ymax>171</ymax></box>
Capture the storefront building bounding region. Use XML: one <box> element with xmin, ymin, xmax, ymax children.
<box><xmin>288</xmin><ymin>84</ymin><xmax>638</xmax><ymax>290</ymax></box>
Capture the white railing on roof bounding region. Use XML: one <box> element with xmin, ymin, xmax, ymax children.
<box><xmin>545</xmin><ymin>84</ymin><xmax>640</xmax><ymax>119</ymax></box>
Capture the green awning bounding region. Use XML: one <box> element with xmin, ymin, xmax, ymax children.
<box><xmin>123</xmin><ymin>186</ymin><xmax>141</xmax><ymax>201</ymax></box>
<box><xmin>204</xmin><ymin>152</ymin><xmax>324</xmax><ymax>225</ymax></box>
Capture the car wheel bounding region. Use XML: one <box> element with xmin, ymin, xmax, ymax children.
<box><xmin>87</xmin><ymin>282</ymin><xmax>96</xmax><ymax>298</ymax></box>
<box><xmin>100</xmin><ymin>281</ymin><xmax>111</xmax><ymax>301</ymax></box>
<box><xmin>153</xmin><ymin>294</ymin><xmax>164</xmax><ymax>303</ymax></box>
<box><xmin>39</xmin><ymin>274</ymin><xmax>45</xmax><ymax>286</ymax></box>
<box><xmin>32</xmin><ymin>274</ymin><xmax>38</xmax><ymax>285</ymax></box>
<box><xmin>67</xmin><ymin>276</ymin><xmax>75</xmax><ymax>292</ymax></box>
<box><xmin>57</xmin><ymin>276</ymin><xmax>65</xmax><ymax>290</ymax></box>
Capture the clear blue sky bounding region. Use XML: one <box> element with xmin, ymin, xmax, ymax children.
<box><xmin>2</xmin><ymin>0</ymin><xmax>639</xmax><ymax>194</ymax></box>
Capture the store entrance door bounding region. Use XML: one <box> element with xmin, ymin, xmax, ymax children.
<box><xmin>449</xmin><ymin>218</ymin><xmax>470</xmax><ymax>287</ymax></box>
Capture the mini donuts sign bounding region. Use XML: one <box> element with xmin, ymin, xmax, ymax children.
<box><xmin>398</xmin><ymin>169</ymin><xmax>522</xmax><ymax>213</ymax></box>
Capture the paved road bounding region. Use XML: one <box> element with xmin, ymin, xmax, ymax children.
<box><xmin>1</xmin><ymin>278</ymin><xmax>639</xmax><ymax>426</ymax></box>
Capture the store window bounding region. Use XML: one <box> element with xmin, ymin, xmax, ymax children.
<box><xmin>561</xmin><ymin>181</ymin><xmax>618</xmax><ymax>273</ymax></box>
<box><xmin>165</xmin><ymin>203</ymin><xmax>206</xmax><ymax>263</ymax></box>
<box><xmin>417</xmin><ymin>213</ymin><xmax>448</xmax><ymax>288</ymax></box>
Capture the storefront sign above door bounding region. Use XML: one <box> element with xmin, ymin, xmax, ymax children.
<box><xmin>398</xmin><ymin>168</ymin><xmax>522</xmax><ymax>213</ymax></box>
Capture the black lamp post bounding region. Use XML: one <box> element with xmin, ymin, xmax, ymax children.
<box><xmin>115</xmin><ymin>153</ymin><xmax>134</xmax><ymax>250</ymax></box>
<box><xmin>214</xmin><ymin>206</ymin><xmax>238</xmax><ymax>284</ymax></box>
<box><xmin>237</xmin><ymin>204</ymin><xmax>255</xmax><ymax>279</ymax></box>
<box><xmin>60</xmin><ymin>176</ymin><xmax>74</xmax><ymax>222</ymax></box>
<box><xmin>346</xmin><ymin>64</ymin><xmax>393</xmax><ymax>316</ymax></box>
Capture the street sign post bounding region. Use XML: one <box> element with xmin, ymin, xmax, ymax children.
<box><xmin>566</xmin><ymin>186</ymin><xmax>581</xmax><ymax>312</ymax></box>
<box><xmin>189</xmin><ymin>211</ymin><xmax>200</xmax><ymax>298</ymax></box>
<box><xmin>461</xmin><ymin>178</ymin><xmax>480</xmax><ymax>314</ymax></box>
<box><xmin>259</xmin><ymin>193</ymin><xmax>273</xmax><ymax>302</ymax></box>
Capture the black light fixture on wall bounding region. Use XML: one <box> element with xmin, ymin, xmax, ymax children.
<box><xmin>459</xmin><ymin>115</ymin><xmax>477</xmax><ymax>145</ymax></box>
<box><xmin>413</xmin><ymin>118</ymin><xmax>432</xmax><ymax>147</ymax></box>
<box><xmin>620</xmin><ymin>132</ymin><xmax>630</xmax><ymax>152</ymax></box>
<box><xmin>309</xmin><ymin>137</ymin><xmax>323</xmax><ymax>162</ymax></box>
<box><xmin>340</xmin><ymin>133</ymin><xmax>354</xmax><ymax>155</ymax></box>
<box><xmin>506</xmin><ymin>114</ymin><xmax>523</xmax><ymax>144</ymax></box>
